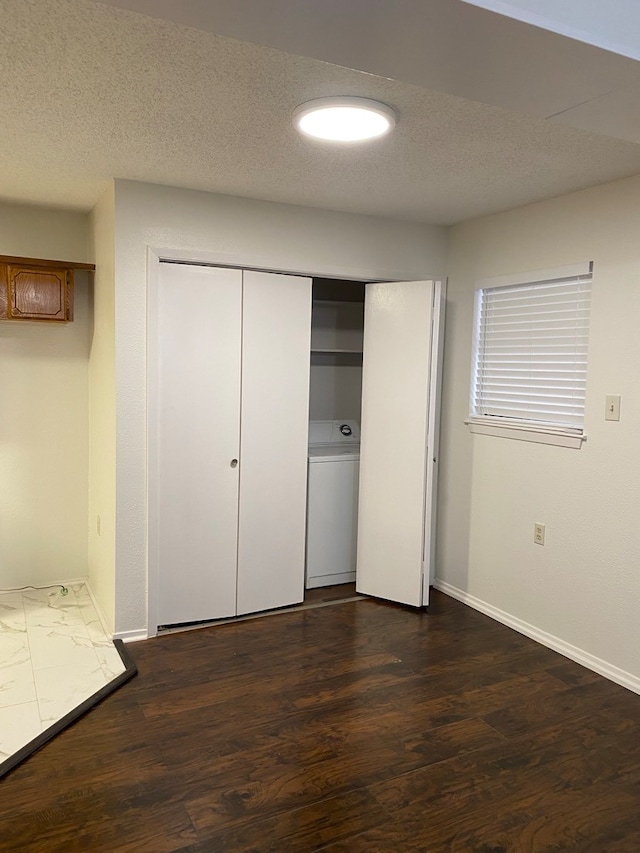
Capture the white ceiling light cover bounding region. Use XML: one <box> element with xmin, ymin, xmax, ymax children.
<box><xmin>293</xmin><ymin>97</ymin><xmax>396</xmax><ymax>142</ymax></box>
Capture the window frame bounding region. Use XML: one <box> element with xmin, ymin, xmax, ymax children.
<box><xmin>466</xmin><ymin>261</ymin><xmax>592</xmax><ymax>449</ymax></box>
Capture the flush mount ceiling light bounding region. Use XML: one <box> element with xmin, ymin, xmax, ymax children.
<box><xmin>293</xmin><ymin>97</ymin><xmax>396</xmax><ymax>142</ymax></box>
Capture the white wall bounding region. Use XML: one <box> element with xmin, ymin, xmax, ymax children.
<box><xmin>0</xmin><ymin>203</ymin><xmax>89</xmax><ymax>262</ymax></box>
<box><xmin>113</xmin><ymin>179</ymin><xmax>448</xmax><ymax>636</ymax></box>
<box><xmin>438</xmin><ymin>174</ymin><xmax>640</xmax><ymax>690</ymax></box>
<box><xmin>0</xmin><ymin>201</ymin><xmax>90</xmax><ymax>588</ymax></box>
<box><xmin>88</xmin><ymin>187</ymin><xmax>117</xmax><ymax>632</ymax></box>
<box><xmin>309</xmin><ymin>365</ymin><xmax>363</xmax><ymax>421</ymax></box>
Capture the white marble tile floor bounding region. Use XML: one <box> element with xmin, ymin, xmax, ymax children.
<box><xmin>0</xmin><ymin>583</ymin><xmax>125</xmax><ymax>765</ymax></box>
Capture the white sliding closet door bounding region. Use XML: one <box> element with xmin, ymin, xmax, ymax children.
<box><xmin>356</xmin><ymin>280</ymin><xmax>438</xmax><ymax>608</ymax></box>
<box><xmin>236</xmin><ymin>271</ymin><xmax>312</xmax><ymax>615</ymax></box>
<box><xmin>155</xmin><ymin>263</ymin><xmax>242</xmax><ymax>626</ymax></box>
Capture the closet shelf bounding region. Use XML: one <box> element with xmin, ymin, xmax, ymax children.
<box><xmin>312</xmin><ymin>299</ymin><xmax>364</xmax><ymax>308</ymax></box>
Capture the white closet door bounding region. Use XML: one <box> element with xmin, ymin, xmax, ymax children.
<box><xmin>236</xmin><ymin>271</ymin><xmax>312</xmax><ymax>615</ymax></box>
<box><xmin>156</xmin><ymin>263</ymin><xmax>242</xmax><ymax>626</ymax></box>
<box><xmin>356</xmin><ymin>280</ymin><xmax>436</xmax><ymax>608</ymax></box>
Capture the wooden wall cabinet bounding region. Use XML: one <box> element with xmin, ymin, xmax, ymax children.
<box><xmin>0</xmin><ymin>255</ymin><xmax>94</xmax><ymax>323</ymax></box>
<box><xmin>0</xmin><ymin>264</ymin><xmax>73</xmax><ymax>322</ymax></box>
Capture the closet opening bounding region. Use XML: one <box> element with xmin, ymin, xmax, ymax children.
<box><xmin>305</xmin><ymin>278</ymin><xmax>367</xmax><ymax>605</ymax></box>
<box><xmin>148</xmin><ymin>254</ymin><xmax>443</xmax><ymax>636</ymax></box>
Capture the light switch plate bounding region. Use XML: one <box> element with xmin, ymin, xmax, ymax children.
<box><xmin>605</xmin><ymin>395</ymin><xmax>621</xmax><ymax>421</ymax></box>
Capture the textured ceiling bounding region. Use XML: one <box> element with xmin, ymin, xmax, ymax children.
<box><xmin>3</xmin><ymin>0</ymin><xmax>640</xmax><ymax>224</ymax></box>
<box><xmin>100</xmin><ymin>0</ymin><xmax>640</xmax><ymax>123</ymax></box>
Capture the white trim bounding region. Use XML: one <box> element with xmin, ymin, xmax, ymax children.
<box><xmin>423</xmin><ymin>280</ymin><xmax>447</xmax><ymax>589</ymax></box>
<box><xmin>434</xmin><ymin>579</ymin><xmax>640</xmax><ymax>696</ymax></box>
<box><xmin>475</xmin><ymin>260</ymin><xmax>592</xmax><ymax>290</ymax></box>
<box><xmin>114</xmin><ymin>629</ymin><xmax>149</xmax><ymax>643</ymax></box>
<box><xmin>466</xmin><ymin>419</ymin><xmax>586</xmax><ymax>448</ymax></box>
<box><xmin>84</xmin><ymin>579</ymin><xmax>114</xmax><ymax>638</ymax></box>
<box><xmin>42</xmin><ymin>576</ymin><xmax>88</xmax><ymax>589</ymax></box>
<box><xmin>305</xmin><ymin>572</ymin><xmax>356</xmax><ymax>589</ymax></box>
<box><xmin>149</xmin><ymin>246</ymin><xmax>439</xmax><ymax>286</ymax></box>
<box><xmin>146</xmin><ymin>247</ymin><xmax>161</xmax><ymax>638</ymax></box>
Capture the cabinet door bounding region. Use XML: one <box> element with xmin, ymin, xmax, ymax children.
<box><xmin>356</xmin><ymin>280</ymin><xmax>440</xmax><ymax>608</ymax></box>
<box><xmin>155</xmin><ymin>263</ymin><xmax>242</xmax><ymax>626</ymax></box>
<box><xmin>236</xmin><ymin>271</ymin><xmax>312</xmax><ymax>616</ymax></box>
<box><xmin>8</xmin><ymin>265</ymin><xmax>72</xmax><ymax>321</ymax></box>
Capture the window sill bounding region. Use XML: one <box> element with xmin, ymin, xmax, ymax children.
<box><xmin>465</xmin><ymin>419</ymin><xmax>586</xmax><ymax>449</ymax></box>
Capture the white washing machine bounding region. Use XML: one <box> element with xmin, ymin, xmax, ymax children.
<box><xmin>306</xmin><ymin>419</ymin><xmax>360</xmax><ymax>589</ymax></box>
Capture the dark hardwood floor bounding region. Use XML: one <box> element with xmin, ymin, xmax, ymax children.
<box><xmin>304</xmin><ymin>582</ymin><xmax>358</xmax><ymax>606</ymax></box>
<box><xmin>2</xmin><ymin>590</ymin><xmax>640</xmax><ymax>852</ymax></box>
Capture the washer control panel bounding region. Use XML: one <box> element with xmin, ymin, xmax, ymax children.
<box><xmin>308</xmin><ymin>420</ymin><xmax>360</xmax><ymax>446</ymax></box>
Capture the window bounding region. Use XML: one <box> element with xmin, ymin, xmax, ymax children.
<box><xmin>468</xmin><ymin>262</ymin><xmax>592</xmax><ymax>448</ymax></box>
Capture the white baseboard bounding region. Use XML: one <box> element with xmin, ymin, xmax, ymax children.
<box><xmin>82</xmin><ymin>580</ymin><xmax>147</xmax><ymax>642</ymax></box>
<box><xmin>83</xmin><ymin>579</ymin><xmax>114</xmax><ymax>638</ymax></box>
<box><xmin>53</xmin><ymin>576</ymin><xmax>88</xmax><ymax>588</ymax></box>
<box><xmin>113</xmin><ymin>630</ymin><xmax>148</xmax><ymax>643</ymax></box>
<box><xmin>306</xmin><ymin>572</ymin><xmax>356</xmax><ymax>589</ymax></box>
<box><xmin>0</xmin><ymin>576</ymin><xmax>88</xmax><ymax>593</ymax></box>
<box><xmin>433</xmin><ymin>579</ymin><xmax>640</xmax><ymax>696</ymax></box>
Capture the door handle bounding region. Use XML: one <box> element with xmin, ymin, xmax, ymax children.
<box><xmin>230</xmin><ymin>458</ymin><xmax>238</xmax><ymax>468</ymax></box>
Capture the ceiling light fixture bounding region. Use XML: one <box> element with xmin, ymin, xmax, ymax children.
<box><xmin>293</xmin><ymin>97</ymin><xmax>396</xmax><ymax>142</ymax></box>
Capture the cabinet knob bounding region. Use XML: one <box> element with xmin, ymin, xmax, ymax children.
<box><xmin>230</xmin><ymin>459</ymin><xmax>238</xmax><ymax>468</ymax></box>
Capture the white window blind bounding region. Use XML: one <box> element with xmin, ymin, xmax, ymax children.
<box><xmin>471</xmin><ymin>268</ymin><xmax>592</xmax><ymax>432</ymax></box>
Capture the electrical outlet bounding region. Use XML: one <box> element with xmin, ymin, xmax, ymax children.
<box><xmin>534</xmin><ymin>523</ymin><xmax>545</xmax><ymax>546</ymax></box>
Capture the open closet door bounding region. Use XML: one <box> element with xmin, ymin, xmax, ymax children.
<box><xmin>356</xmin><ymin>279</ymin><xmax>443</xmax><ymax>608</ymax></box>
